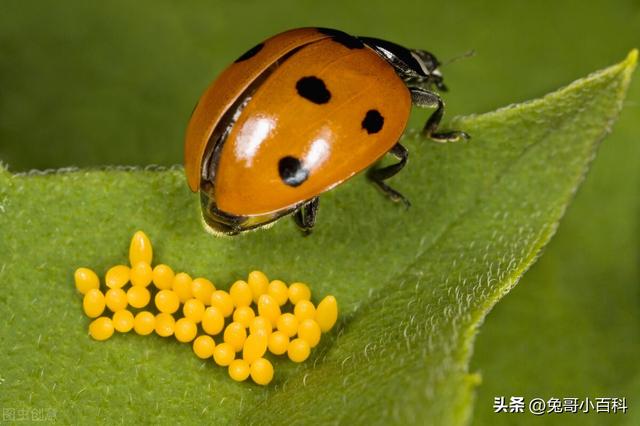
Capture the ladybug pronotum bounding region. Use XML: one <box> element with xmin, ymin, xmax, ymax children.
<box><xmin>185</xmin><ymin>27</ymin><xmax>468</xmax><ymax>235</ymax></box>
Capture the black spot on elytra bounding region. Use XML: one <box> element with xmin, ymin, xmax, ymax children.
<box><xmin>362</xmin><ymin>109</ymin><xmax>384</xmax><ymax>134</ymax></box>
<box><xmin>234</xmin><ymin>43</ymin><xmax>264</xmax><ymax>62</ymax></box>
<box><xmin>279</xmin><ymin>156</ymin><xmax>309</xmax><ymax>187</ymax></box>
<box><xmin>296</xmin><ymin>76</ymin><xmax>331</xmax><ymax>104</ymax></box>
<box><xmin>316</xmin><ymin>27</ymin><xmax>364</xmax><ymax>49</ymax></box>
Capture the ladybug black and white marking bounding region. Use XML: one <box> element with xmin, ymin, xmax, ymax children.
<box><xmin>184</xmin><ymin>27</ymin><xmax>468</xmax><ymax>235</ymax></box>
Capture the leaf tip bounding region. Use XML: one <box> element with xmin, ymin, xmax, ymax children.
<box><xmin>615</xmin><ymin>49</ymin><xmax>637</xmax><ymax>102</ymax></box>
<box><xmin>618</xmin><ymin>48</ymin><xmax>638</xmax><ymax>84</ymax></box>
<box><xmin>626</xmin><ymin>48</ymin><xmax>638</xmax><ymax>67</ymax></box>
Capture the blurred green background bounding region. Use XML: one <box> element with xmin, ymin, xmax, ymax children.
<box><xmin>1</xmin><ymin>0</ymin><xmax>638</xmax><ymax>424</ymax></box>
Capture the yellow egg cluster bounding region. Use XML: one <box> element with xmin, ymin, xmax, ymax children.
<box><xmin>73</xmin><ymin>231</ymin><xmax>339</xmax><ymax>386</ymax></box>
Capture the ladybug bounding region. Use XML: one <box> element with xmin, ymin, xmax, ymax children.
<box><xmin>185</xmin><ymin>27</ymin><xmax>468</xmax><ymax>235</ymax></box>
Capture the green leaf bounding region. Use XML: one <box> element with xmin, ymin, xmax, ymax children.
<box><xmin>0</xmin><ymin>51</ymin><xmax>635</xmax><ymax>424</ymax></box>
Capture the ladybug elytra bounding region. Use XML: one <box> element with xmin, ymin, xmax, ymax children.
<box><xmin>184</xmin><ymin>28</ymin><xmax>468</xmax><ymax>235</ymax></box>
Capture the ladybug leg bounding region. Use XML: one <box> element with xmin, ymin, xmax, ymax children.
<box><xmin>410</xmin><ymin>87</ymin><xmax>470</xmax><ymax>143</ymax></box>
<box><xmin>293</xmin><ymin>197</ymin><xmax>319</xmax><ymax>235</ymax></box>
<box><xmin>367</xmin><ymin>143</ymin><xmax>411</xmax><ymax>208</ymax></box>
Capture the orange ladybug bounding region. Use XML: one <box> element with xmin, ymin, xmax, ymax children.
<box><xmin>185</xmin><ymin>27</ymin><xmax>467</xmax><ymax>235</ymax></box>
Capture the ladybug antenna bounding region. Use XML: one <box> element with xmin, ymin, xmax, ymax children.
<box><xmin>441</xmin><ymin>49</ymin><xmax>475</xmax><ymax>67</ymax></box>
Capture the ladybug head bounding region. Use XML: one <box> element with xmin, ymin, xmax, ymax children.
<box><xmin>414</xmin><ymin>49</ymin><xmax>475</xmax><ymax>92</ymax></box>
<box><xmin>411</xmin><ymin>49</ymin><xmax>440</xmax><ymax>74</ymax></box>
<box><xmin>410</xmin><ymin>49</ymin><xmax>447</xmax><ymax>91</ymax></box>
